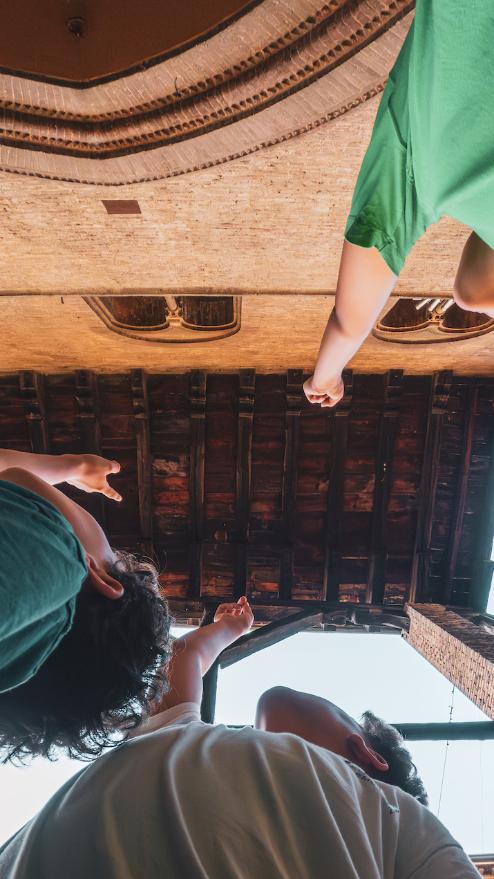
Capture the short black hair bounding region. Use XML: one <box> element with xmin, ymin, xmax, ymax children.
<box><xmin>0</xmin><ymin>552</ymin><xmax>171</xmax><ymax>763</ymax></box>
<box><xmin>361</xmin><ymin>711</ymin><xmax>428</xmax><ymax>805</ymax></box>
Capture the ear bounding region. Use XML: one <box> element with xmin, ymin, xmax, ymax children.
<box><xmin>85</xmin><ymin>555</ymin><xmax>124</xmax><ymax>600</ymax></box>
<box><xmin>347</xmin><ymin>732</ymin><xmax>389</xmax><ymax>774</ymax></box>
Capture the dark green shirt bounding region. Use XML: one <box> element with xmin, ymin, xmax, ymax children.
<box><xmin>0</xmin><ymin>481</ymin><xmax>87</xmax><ymax>693</ymax></box>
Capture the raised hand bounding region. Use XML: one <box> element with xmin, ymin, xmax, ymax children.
<box><xmin>66</xmin><ymin>454</ymin><xmax>123</xmax><ymax>502</ymax></box>
<box><xmin>214</xmin><ymin>596</ymin><xmax>254</xmax><ymax>637</ymax></box>
<box><xmin>303</xmin><ymin>374</ymin><xmax>344</xmax><ymax>408</ymax></box>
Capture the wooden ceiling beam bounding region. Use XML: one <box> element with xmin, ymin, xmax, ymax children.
<box><xmin>199</xmin><ymin>606</ymin><xmax>219</xmax><ymax>724</ymax></box>
<box><xmin>409</xmin><ymin>370</ymin><xmax>453</xmax><ymax>603</ymax></box>
<box><xmin>167</xmin><ymin>597</ymin><xmax>408</xmax><ymax>618</ymax></box>
<box><xmin>234</xmin><ymin>369</ymin><xmax>255</xmax><ymax>600</ymax></box>
<box><xmin>471</xmin><ymin>405</ymin><xmax>494</xmax><ymax>612</ymax></box>
<box><xmin>19</xmin><ymin>371</ymin><xmax>49</xmax><ymax>453</ymax></box>
<box><xmin>279</xmin><ymin>369</ymin><xmax>304</xmax><ymax>600</ymax></box>
<box><xmin>131</xmin><ymin>369</ymin><xmax>154</xmax><ymax>558</ymax></box>
<box><xmin>366</xmin><ymin>369</ymin><xmax>403</xmax><ymax>604</ymax></box>
<box><xmin>75</xmin><ymin>370</ymin><xmax>102</xmax><ymax>454</ymax></box>
<box><xmin>442</xmin><ymin>384</ymin><xmax>478</xmax><ymax>604</ymax></box>
<box><xmin>323</xmin><ymin>370</ymin><xmax>353</xmax><ymax>601</ymax></box>
<box><xmin>188</xmin><ymin>370</ymin><xmax>207</xmax><ymax>598</ymax></box>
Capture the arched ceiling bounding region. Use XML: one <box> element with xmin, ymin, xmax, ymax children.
<box><xmin>0</xmin><ymin>0</ymin><xmax>414</xmax><ymax>184</ymax></box>
<box><xmin>1</xmin><ymin>0</ymin><xmax>257</xmax><ymax>83</ymax></box>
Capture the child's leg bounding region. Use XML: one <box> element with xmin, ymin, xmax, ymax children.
<box><xmin>454</xmin><ymin>232</ymin><xmax>494</xmax><ymax>316</ymax></box>
<box><xmin>255</xmin><ymin>685</ymin><xmax>352</xmax><ymax>750</ymax></box>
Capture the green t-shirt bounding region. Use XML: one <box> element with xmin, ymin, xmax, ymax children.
<box><xmin>0</xmin><ymin>480</ymin><xmax>88</xmax><ymax>693</ymax></box>
<box><xmin>409</xmin><ymin>1</ymin><xmax>494</xmax><ymax>246</ymax></box>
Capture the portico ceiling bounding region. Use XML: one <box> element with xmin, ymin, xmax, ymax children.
<box><xmin>0</xmin><ymin>1</ymin><xmax>413</xmax><ymax>183</ymax></box>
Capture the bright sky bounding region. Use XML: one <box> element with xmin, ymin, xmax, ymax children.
<box><xmin>0</xmin><ymin>626</ymin><xmax>492</xmax><ymax>857</ymax></box>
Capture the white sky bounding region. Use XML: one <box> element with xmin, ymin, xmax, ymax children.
<box><xmin>0</xmin><ymin>628</ymin><xmax>492</xmax><ymax>857</ymax></box>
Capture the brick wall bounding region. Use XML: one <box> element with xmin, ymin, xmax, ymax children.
<box><xmin>406</xmin><ymin>604</ymin><xmax>494</xmax><ymax>719</ymax></box>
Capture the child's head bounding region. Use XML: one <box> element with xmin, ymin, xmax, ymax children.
<box><xmin>0</xmin><ymin>552</ymin><xmax>172</xmax><ymax>763</ymax></box>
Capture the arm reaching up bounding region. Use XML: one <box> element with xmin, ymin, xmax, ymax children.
<box><xmin>0</xmin><ymin>450</ymin><xmax>122</xmax><ymax>500</ymax></box>
<box><xmin>151</xmin><ymin>597</ymin><xmax>254</xmax><ymax>714</ymax></box>
<box><xmin>304</xmin><ymin>241</ymin><xmax>397</xmax><ymax>407</ymax></box>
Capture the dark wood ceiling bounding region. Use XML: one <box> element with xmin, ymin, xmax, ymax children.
<box><xmin>1</xmin><ymin>370</ymin><xmax>493</xmax><ymax>625</ymax></box>
<box><xmin>1</xmin><ymin>0</ymin><xmax>255</xmax><ymax>82</ymax></box>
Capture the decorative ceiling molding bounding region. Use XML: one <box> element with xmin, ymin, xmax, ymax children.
<box><xmin>374</xmin><ymin>298</ymin><xmax>494</xmax><ymax>344</ymax></box>
<box><xmin>84</xmin><ymin>295</ymin><xmax>242</xmax><ymax>343</ymax></box>
<box><xmin>0</xmin><ymin>1</ymin><xmax>413</xmax><ymax>183</ymax></box>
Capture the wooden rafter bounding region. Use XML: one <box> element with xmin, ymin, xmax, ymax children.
<box><xmin>19</xmin><ymin>371</ymin><xmax>48</xmax><ymax>453</ymax></box>
<box><xmin>323</xmin><ymin>370</ymin><xmax>353</xmax><ymax>601</ymax></box>
<box><xmin>220</xmin><ymin>609</ymin><xmax>323</xmax><ymax>668</ymax></box>
<box><xmin>442</xmin><ymin>384</ymin><xmax>478</xmax><ymax>604</ymax></box>
<box><xmin>75</xmin><ymin>370</ymin><xmax>106</xmax><ymax>526</ymax></box>
<box><xmin>188</xmin><ymin>370</ymin><xmax>206</xmax><ymax>598</ymax></box>
<box><xmin>131</xmin><ymin>369</ymin><xmax>154</xmax><ymax>558</ymax></box>
<box><xmin>279</xmin><ymin>369</ymin><xmax>304</xmax><ymax>600</ymax></box>
<box><xmin>409</xmin><ymin>370</ymin><xmax>452</xmax><ymax>604</ymax></box>
<box><xmin>366</xmin><ymin>370</ymin><xmax>403</xmax><ymax>604</ymax></box>
<box><xmin>234</xmin><ymin>369</ymin><xmax>255</xmax><ymax>600</ymax></box>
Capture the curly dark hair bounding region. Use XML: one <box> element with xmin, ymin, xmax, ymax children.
<box><xmin>361</xmin><ymin>711</ymin><xmax>428</xmax><ymax>805</ymax></box>
<box><xmin>0</xmin><ymin>551</ymin><xmax>172</xmax><ymax>764</ymax></box>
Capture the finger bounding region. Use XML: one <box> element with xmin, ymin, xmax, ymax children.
<box><xmin>103</xmin><ymin>486</ymin><xmax>123</xmax><ymax>502</ymax></box>
<box><xmin>109</xmin><ymin>460</ymin><xmax>121</xmax><ymax>473</ymax></box>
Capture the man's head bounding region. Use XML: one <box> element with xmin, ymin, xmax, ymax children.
<box><xmin>255</xmin><ymin>686</ymin><xmax>428</xmax><ymax>805</ymax></box>
<box><xmin>0</xmin><ymin>551</ymin><xmax>172</xmax><ymax>763</ymax></box>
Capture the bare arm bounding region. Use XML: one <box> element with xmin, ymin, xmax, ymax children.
<box><xmin>151</xmin><ymin>598</ymin><xmax>254</xmax><ymax>713</ymax></box>
<box><xmin>305</xmin><ymin>241</ymin><xmax>397</xmax><ymax>406</ymax></box>
<box><xmin>0</xmin><ymin>450</ymin><xmax>122</xmax><ymax>500</ymax></box>
<box><xmin>0</xmin><ymin>451</ymin><xmax>83</xmax><ymax>485</ymax></box>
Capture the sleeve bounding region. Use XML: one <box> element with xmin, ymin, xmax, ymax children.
<box><xmin>395</xmin><ymin>793</ymin><xmax>480</xmax><ymax>879</ymax></box>
<box><xmin>406</xmin><ymin>846</ymin><xmax>480</xmax><ymax>879</ymax></box>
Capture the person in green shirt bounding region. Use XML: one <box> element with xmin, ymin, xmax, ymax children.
<box><xmin>304</xmin><ymin>2</ymin><xmax>494</xmax><ymax>408</ymax></box>
<box><xmin>0</xmin><ymin>450</ymin><xmax>171</xmax><ymax>761</ymax></box>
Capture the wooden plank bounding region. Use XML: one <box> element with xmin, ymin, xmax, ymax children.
<box><xmin>220</xmin><ymin>609</ymin><xmax>323</xmax><ymax>668</ymax></box>
<box><xmin>279</xmin><ymin>369</ymin><xmax>304</xmax><ymax>600</ymax></box>
<box><xmin>19</xmin><ymin>371</ymin><xmax>48</xmax><ymax>453</ymax></box>
<box><xmin>234</xmin><ymin>369</ymin><xmax>255</xmax><ymax>600</ymax></box>
<box><xmin>442</xmin><ymin>384</ymin><xmax>478</xmax><ymax>604</ymax></box>
<box><xmin>322</xmin><ymin>370</ymin><xmax>354</xmax><ymax>601</ymax></box>
<box><xmin>131</xmin><ymin>369</ymin><xmax>154</xmax><ymax>558</ymax></box>
<box><xmin>188</xmin><ymin>370</ymin><xmax>207</xmax><ymax>598</ymax></box>
<box><xmin>366</xmin><ymin>370</ymin><xmax>403</xmax><ymax>604</ymax></box>
<box><xmin>409</xmin><ymin>370</ymin><xmax>452</xmax><ymax>603</ymax></box>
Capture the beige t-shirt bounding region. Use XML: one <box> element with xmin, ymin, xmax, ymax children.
<box><xmin>0</xmin><ymin>704</ymin><xmax>479</xmax><ymax>878</ymax></box>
